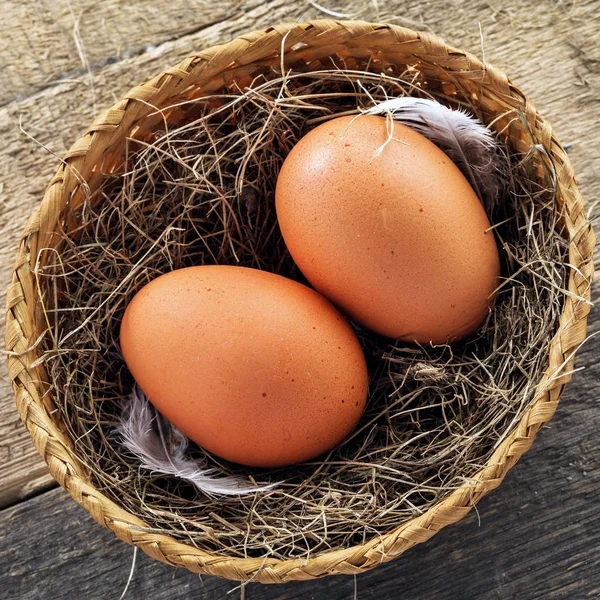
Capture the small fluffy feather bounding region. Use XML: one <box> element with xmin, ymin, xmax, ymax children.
<box><xmin>366</xmin><ymin>97</ymin><xmax>503</xmax><ymax>212</ymax></box>
<box><xmin>116</xmin><ymin>387</ymin><xmax>278</xmax><ymax>496</ymax></box>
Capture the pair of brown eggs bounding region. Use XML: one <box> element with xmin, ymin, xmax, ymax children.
<box><xmin>120</xmin><ymin>115</ymin><xmax>500</xmax><ymax>468</ymax></box>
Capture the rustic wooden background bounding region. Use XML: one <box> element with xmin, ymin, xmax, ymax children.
<box><xmin>1</xmin><ymin>1</ymin><xmax>598</xmax><ymax>598</ymax></box>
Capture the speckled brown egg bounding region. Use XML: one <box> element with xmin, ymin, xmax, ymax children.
<box><xmin>275</xmin><ymin>115</ymin><xmax>501</xmax><ymax>344</ymax></box>
<box><xmin>119</xmin><ymin>266</ymin><xmax>368</xmax><ymax>468</ymax></box>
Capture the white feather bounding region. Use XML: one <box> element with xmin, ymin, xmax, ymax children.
<box><xmin>115</xmin><ymin>387</ymin><xmax>279</xmax><ymax>496</ymax></box>
<box><xmin>365</xmin><ymin>97</ymin><xmax>503</xmax><ymax>211</ymax></box>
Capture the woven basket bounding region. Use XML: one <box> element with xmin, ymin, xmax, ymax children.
<box><xmin>5</xmin><ymin>20</ymin><xmax>595</xmax><ymax>583</ymax></box>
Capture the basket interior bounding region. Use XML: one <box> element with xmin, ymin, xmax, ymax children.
<box><xmin>29</xmin><ymin>30</ymin><xmax>572</xmax><ymax>563</ymax></box>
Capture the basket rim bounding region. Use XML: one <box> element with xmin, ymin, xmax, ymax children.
<box><xmin>4</xmin><ymin>19</ymin><xmax>596</xmax><ymax>583</ymax></box>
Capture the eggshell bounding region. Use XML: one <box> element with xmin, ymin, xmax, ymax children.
<box><xmin>275</xmin><ymin>115</ymin><xmax>501</xmax><ymax>343</ymax></box>
<box><xmin>120</xmin><ymin>266</ymin><xmax>368</xmax><ymax>468</ymax></box>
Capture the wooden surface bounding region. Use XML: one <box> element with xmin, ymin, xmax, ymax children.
<box><xmin>1</xmin><ymin>0</ymin><xmax>598</xmax><ymax>597</ymax></box>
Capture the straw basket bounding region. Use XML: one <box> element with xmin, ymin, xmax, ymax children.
<box><xmin>5</xmin><ymin>20</ymin><xmax>595</xmax><ymax>583</ymax></box>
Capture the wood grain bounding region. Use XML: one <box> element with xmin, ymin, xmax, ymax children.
<box><xmin>2</xmin><ymin>327</ymin><xmax>599</xmax><ymax>599</ymax></box>
<box><xmin>0</xmin><ymin>0</ymin><xmax>254</xmax><ymax>107</ymax></box>
<box><xmin>0</xmin><ymin>0</ymin><xmax>597</xmax><ymax>577</ymax></box>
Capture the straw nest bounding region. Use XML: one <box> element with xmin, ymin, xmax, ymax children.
<box><xmin>38</xmin><ymin>68</ymin><xmax>566</xmax><ymax>560</ymax></box>
<box><xmin>7</xmin><ymin>21</ymin><xmax>594</xmax><ymax>582</ymax></box>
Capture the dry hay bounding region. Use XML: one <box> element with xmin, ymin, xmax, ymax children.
<box><xmin>36</xmin><ymin>67</ymin><xmax>567</xmax><ymax>560</ymax></box>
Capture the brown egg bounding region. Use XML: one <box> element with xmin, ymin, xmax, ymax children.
<box><xmin>120</xmin><ymin>266</ymin><xmax>368</xmax><ymax>468</ymax></box>
<box><xmin>275</xmin><ymin>115</ymin><xmax>501</xmax><ymax>344</ymax></box>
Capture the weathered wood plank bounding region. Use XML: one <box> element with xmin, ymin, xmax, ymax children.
<box><xmin>0</xmin><ymin>0</ymin><xmax>598</xmax><ymax>510</ymax></box>
<box><xmin>0</xmin><ymin>0</ymin><xmax>250</xmax><ymax>107</ymax></box>
<box><xmin>1</xmin><ymin>326</ymin><xmax>599</xmax><ymax>599</ymax></box>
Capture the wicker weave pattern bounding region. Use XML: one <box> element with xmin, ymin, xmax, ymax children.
<box><xmin>5</xmin><ymin>20</ymin><xmax>595</xmax><ymax>583</ymax></box>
